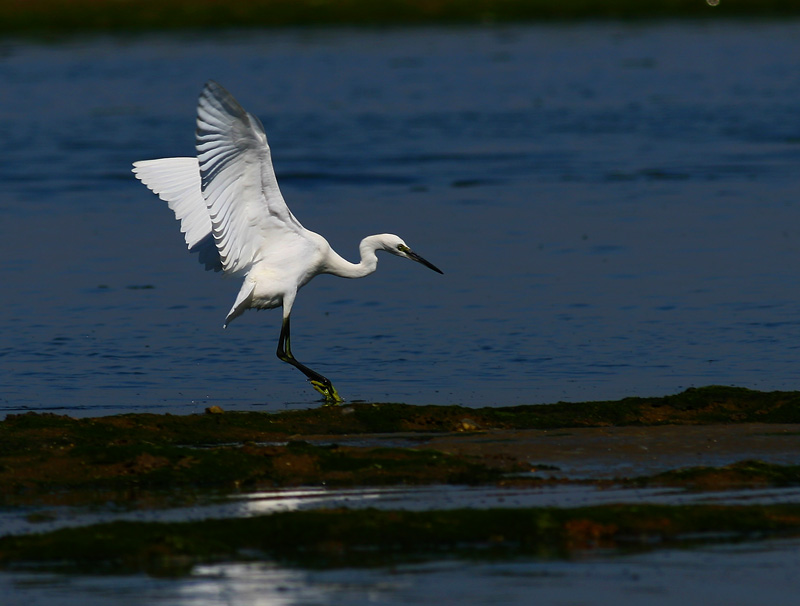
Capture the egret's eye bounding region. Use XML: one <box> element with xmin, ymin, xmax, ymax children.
<box><xmin>397</xmin><ymin>244</ymin><xmax>409</xmax><ymax>253</ymax></box>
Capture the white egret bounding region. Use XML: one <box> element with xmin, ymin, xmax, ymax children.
<box><xmin>132</xmin><ymin>81</ymin><xmax>442</xmax><ymax>403</ymax></box>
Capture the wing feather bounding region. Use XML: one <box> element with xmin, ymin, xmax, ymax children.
<box><xmin>132</xmin><ymin>157</ymin><xmax>211</xmax><ymax>250</ymax></box>
<box><xmin>196</xmin><ymin>80</ymin><xmax>301</xmax><ymax>275</ymax></box>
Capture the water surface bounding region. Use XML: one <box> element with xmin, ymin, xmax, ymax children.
<box><xmin>3</xmin><ymin>537</ymin><xmax>800</xmax><ymax>606</ymax></box>
<box><xmin>2</xmin><ymin>23</ymin><xmax>800</xmax><ymax>415</ymax></box>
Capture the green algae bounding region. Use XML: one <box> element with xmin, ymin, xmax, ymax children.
<box><xmin>2</xmin><ymin>386</ymin><xmax>800</xmax><ymax>506</ymax></box>
<box><xmin>4</xmin><ymin>385</ymin><xmax>798</xmax><ymax>444</ymax></box>
<box><xmin>2</xmin><ymin>504</ymin><xmax>799</xmax><ymax>574</ymax></box>
<box><xmin>3</xmin><ymin>386</ymin><xmax>800</xmax><ymax>574</ymax></box>
<box><xmin>637</xmin><ymin>460</ymin><xmax>800</xmax><ymax>490</ymax></box>
<box><xmin>486</xmin><ymin>385</ymin><xmax>800</xmax><ymax>428</ymax></box>
<box><xmin>0</xmin><ymin>438</ymin><xmax>517</xmax><ymax>507</ymax></box>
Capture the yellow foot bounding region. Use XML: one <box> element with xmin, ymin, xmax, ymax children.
<box><xmin>309</xmin><ymin>379</ymin><xmax>344</xmax><ymax>405</ymax></box>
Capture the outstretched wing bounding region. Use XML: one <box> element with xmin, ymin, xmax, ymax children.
<box><xmin>133</xmin><ymin>158</ymin><xmax>222</xmax><ymax>271</ymax></box>
<box><xmin>132</xmin><ymin>157</ymin><xmax>209</xmax><ymax>250</ymax></box>
<box><xmin>132</xmin><ymin>157</ymin><xmax>222</xmax><ymax>272</ymax></box>
<box><xmin>196</xmin><ymin>80</ymin><xmax>303</xmax><ymax>275</ymax></box>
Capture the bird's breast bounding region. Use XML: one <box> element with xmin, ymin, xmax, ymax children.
<box><xmin>246</xmin><ymin>239</ymin><xmax>327</xmax><ymax>310</ymax></box>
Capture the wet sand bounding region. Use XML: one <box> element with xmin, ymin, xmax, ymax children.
<box><xmin>415</xmin><ymin>423</ymin><xmax>800</xmax><ymax>478</ymax></box>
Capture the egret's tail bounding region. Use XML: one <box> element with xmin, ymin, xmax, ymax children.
<box><xmin>223</xmin><ymin>279</ymin><xmax>256</xmax><ymax>328</ymax></box>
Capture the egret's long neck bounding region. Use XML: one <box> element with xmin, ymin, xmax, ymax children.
<box><xmin>324</xmin><ymin>235</ymin><xmax>384</xmax><ymax>279</ymax></box>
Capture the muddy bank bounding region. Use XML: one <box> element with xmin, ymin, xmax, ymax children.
<box><xmin>2</xmin><ymin>386</ymin><xmax>800</xmax><ymax>505</ymax></box>
<box><xmin>2</xmin><ymin>386</ymin><xmax>800</xmax><ymax>573</ymax></box>
<box><xmin>2</xmin><ymin>503</ymin><xmax>800</xmax><ymax>575</ymax></box>
<box><xmin>420</xmin><ymin>423</ymin><xmax>800</xmax><ymax>479</ymax></box>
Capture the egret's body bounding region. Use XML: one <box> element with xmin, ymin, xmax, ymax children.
<box><xmin>133</xmin><ymin>81</ymin><xmax>442</xmax><ymax>402</ymax></box>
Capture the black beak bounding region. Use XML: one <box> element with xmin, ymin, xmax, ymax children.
<box><xmin>407</xmin><ymin>250</ymin><xmax>443</xmax><ymax>274</ymax></box>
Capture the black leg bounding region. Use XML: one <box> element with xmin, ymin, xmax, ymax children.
<box><xmin>276</xmin><ymin>315</ymin><xmax>342</xmax><ymax>404</ymax></box>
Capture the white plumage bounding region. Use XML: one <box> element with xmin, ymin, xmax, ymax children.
<box><xmin>133</xmin><ymin>81</ymin><xmax>442</xmax><ymax>403</ymax></box>
<box><xmin>132</xmin><ymin>157</ymin><xmax>209</xmax><ymax>251</ymax></box>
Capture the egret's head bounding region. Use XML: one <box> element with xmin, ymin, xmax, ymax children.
<box><xmin>379</xmin><ymin>234</ymin><xmax>443</xmax><ymax>274</ymax></box>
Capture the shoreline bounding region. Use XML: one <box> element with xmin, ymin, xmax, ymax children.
<box><xmin>1</xmin><ymin>1</ymin><xmax>799</xmax><ymax>36</ymax></box>
<box><xmin>2</xmin><ymin>385</ymin><xmax>800</xmax><ymax>573</ymax></box>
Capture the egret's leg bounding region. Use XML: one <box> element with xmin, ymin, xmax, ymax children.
<box><xmin>276</xmin><ymin>316</ymin><xmax>343</xmax><ymax>404</ymax></box>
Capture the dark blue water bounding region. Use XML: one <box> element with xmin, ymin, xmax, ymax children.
<box><xmin>2</xmin><ymin>22</ymin><xmax>800</xmax><ymax>416</ymax></box>
<box><xmin>4</xmin><ymin>539</ymin><xmax>800</xmax><ymax>606</ymax></box>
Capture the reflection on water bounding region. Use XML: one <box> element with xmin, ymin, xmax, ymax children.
<box><xmin>187</xmin><ymin>541</ymin><xmax>800</xmax><ymax>606</ymax></box>
<box><xmin>2</xmin><ymin>22</ymin><xmax>800</xmax><ymax>415</ymax></box>
<box><xmin>5</xmin><ymin>482</ymin><xmax>800</xmax><ymax>538</ymax></box>
<box><xmin>3</xmin><ymin>538</ymin><xmax>800</xmax><ymax>606</ymax></box>
<box><xmin>3</xmin><ymin>480</ymin><xmax>800</xmax><ymax>603</ymax></box>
